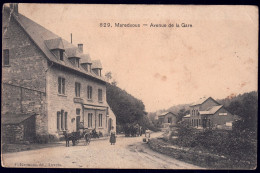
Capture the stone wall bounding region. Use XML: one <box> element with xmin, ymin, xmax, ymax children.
<box><xmin>2</xmin><ymin>124</ymin><xmax>24</xmax><ymax>143</ymax></box>
<box><xmin>2</xmin><ymin>83</ymin><xmax>48</xmax><ymax>136</ymax></box>
<box><xmin>2</xmin><ymin>8</ymin><xmax>49</xmax><ymax>136</ymax></box>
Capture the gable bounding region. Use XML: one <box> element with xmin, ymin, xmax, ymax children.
<box><xmin>200</xmin><ymin>97</ymin><xmax>221</xmax><ymax>110</ymax></box>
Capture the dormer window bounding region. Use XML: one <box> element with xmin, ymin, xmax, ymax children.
<box><xmin>60</xmin><ymin>50</ymin><xmax>64</xmax><ymax>61</ymax></box>
<box><xmin>91</xmin><ymin>60</ymin><xmax>102</xmax><ymax>76</ymax></box>
<box><xmin>81</xmin><ymin>63</ymin><xmax>92</xmax><ymax>72</ymax></box>
<box><xmin>69</xmin><ymin>57</ymin><xmax>80</xmax><ymax>68</ymax></box>
<box><xmin>44</xmin><ymin>37</ymin><xmax>65</xmax><ymax>61</ymax></box>
<box><xmin>87</xmin><ymin>64</ymin><xmax>91</xmax><ymax>72</ymax></box>
<box><xmin>75</xmin><ymin>58</ymin><xmax>80</xmax><ymax>67</ymax></box>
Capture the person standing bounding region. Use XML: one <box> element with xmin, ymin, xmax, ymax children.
<box><xmin>110</xmin><ymin>126</ymin><xmax>116</xmax><ymax>145</ymax></box>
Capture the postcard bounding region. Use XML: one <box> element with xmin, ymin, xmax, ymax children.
<box><xmin>2</xmin><ymin>3</ymin><xmax>258</xmax><ymax>169</ymax></box>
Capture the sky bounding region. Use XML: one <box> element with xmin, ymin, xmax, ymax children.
<box><xmin>18</xmin><ymin>4</ymin><xmax>258</xmax><ymax>112</ymax></box>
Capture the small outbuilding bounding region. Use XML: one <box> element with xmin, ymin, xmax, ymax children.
<box><xmin>158</xmin><ymin>112</ymin><xmax>177</xmax><ymax>128</ymax></box>
<box><xmin>2</xmin><ymin>113</ymin><xmax>37</xmax><ymax>143</ymax></box>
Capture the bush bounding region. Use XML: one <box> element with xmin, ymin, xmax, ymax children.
<box><xmin>171</xmin><ymin>123</ymin><xmax>257</xmax><ymax>167</ymax></box>
<box><xmin>34</xmin><ymin>134</ymin><xmax>61</xmax><ymax>143</ymax></box>
<box><xmin>48</xmin><ymin>134</ymin><xmax>59</xmax><ymax>143</ymax></box>
<box><xmin>35</xmin><ymin>135</ymin><xmax>49</xmax><ymax>144</ymax></box>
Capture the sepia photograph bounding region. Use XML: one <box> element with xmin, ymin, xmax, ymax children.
<box><xmin>1</xmin><ymin>3</ymin><xmax>258</xmax><ymax>169</ymax></box>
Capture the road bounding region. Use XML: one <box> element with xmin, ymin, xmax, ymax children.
<box><xmin>2</xmin><ymin>132</ymin><xmax>201</xmax><ymax>169</ymax></box>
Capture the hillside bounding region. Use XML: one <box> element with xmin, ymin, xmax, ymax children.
<box><xmin>149</xmin><ymin>91</ymin><xmax>258</xmax><ymax>118</ymax></box>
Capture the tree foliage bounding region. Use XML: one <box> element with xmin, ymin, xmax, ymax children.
<box><xmin>227</xmin><ymin>92</ymin><xmax>258</xmax><ymax>131</ymax></box>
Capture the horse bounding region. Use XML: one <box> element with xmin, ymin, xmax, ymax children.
<box><xmin>63</xmin><ymin>131</ymin><xmax>80</xmax><ymax>147</ymax></box>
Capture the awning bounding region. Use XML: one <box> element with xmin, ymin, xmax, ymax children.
<box><xmin>83</xmin><ymin>105</ymin><xmax>107</xmax><ymax>111</ymax></box>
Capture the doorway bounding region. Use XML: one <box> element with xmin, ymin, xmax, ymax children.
<box><xmin>76</xmin><ymin>116</ymin><xmax>80</xmax><ymax>131</ymax></box>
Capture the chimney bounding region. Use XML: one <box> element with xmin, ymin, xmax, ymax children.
<box><xmin>10</xmin><ymin>3</ymin><xmax>18</xmax><ymax>14</ymax></box>
<box><xmin>78</xmin><ymin>44</ymin><xmax>83</xmax><ymax>53</ymax></box>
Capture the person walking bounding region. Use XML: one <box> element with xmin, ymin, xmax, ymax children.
<box><xmin>110</xmin><ymin>126</ymin><xmax>116</xmax><ymax>145</ymax></box>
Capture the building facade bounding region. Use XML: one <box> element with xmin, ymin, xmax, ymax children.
<box><xmin>2</xmin><ymin>4</ymin><xmax>116</xmax><ymax>142</ymax></box>
<box><xmin>189</xmin><ymin>97</ymin><xmax>237</xmax><ymax>130</ymax></box>
<box><xmin>158</xmin><ymin>112</ymin><xmax>177</xmax><ymax>128</ymax></box>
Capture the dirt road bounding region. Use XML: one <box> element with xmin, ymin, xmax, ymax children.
<box><xmin>2</xmin><ymin>132</ymin><xmax>201</xmax><ymax>169</ymax></box>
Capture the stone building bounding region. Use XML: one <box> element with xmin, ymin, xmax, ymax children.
<box><xmin>2</xmin><ymin>4</ymin><xmax>116</xmax><ymax>143</ymax></box>
<box><xmin>189</xmin><ymin>97</ymin><xmax>237</xmax><ymax>130</ymax></box>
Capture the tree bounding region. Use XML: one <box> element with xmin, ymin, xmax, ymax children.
<box><xmin>177</xmin><ymin>108</ymin><xmax>189</xmax><ymax>122</ymax></box>
<box><xmin>227</xmin><ymin>92</ymin><xmax>258</xmax><ymax>132</ymax></box>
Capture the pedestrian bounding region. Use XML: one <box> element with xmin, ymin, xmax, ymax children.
<box><xmin>110</xmin><ymin>126</ymin><xmax>116</xmax><ymax>145</ymax></box>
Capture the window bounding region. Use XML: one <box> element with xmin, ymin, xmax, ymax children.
<box><xmin>98</xmin><ymin>69</ymin><xmax>101</xmax><ymax>76</ymax></box>
<box><xmin>87</xmin><ymin>64</ymin><xmax>91</xmax><ymax>72</ymax></box>
<box><xmin>88</xmin><ymin>113</ymin><xmax>93</xmax><ymax>127</ymax></box>
<box><xmin>99</xmin><ymin>114</ymin><xmax>103</xmax><ymax>127</ymax></box>
<box><xmin>61</xmin><ymin>110</ymin><xmax>64</xmax><ymax>130</ymax></box>
<box><xmin>58</xmin><ymin>77</ymin><xmax>65</xmax><ymax>94</ymax></box>
<box><xmin>57</xmin><ymin>112</ymin><xmax>61</xmax><ymax>130</ymax></box>
<box><xmin>60</xmin><ymin>50</ymin><xmax>64</xmax><ymax>61</ymax></box>
<box><xmin>87</xmin><ymin>86</ymin><xmax>92</xmax><ymax>100</ymax></box>
<box><xmin>98</xmin><ymin>89</ymin><xmax>102</xmax><ymax>102</ymax></box>
<box><xmin>65</xmin><ymin>112</ymin><xmax>68</xmax><ymax>130</ymax></box>
<box><xmin>57</xmin><ymin>110</ymin><xmax>67</xmax><ymax>131</ymax></box>
<box><xmin>75</xmin><ymin>58</ymin><xmax>80</xmax><ymax>67</ymax></box>
<box><xmin>168</xmin><ymin>117</ymin><xmax>172</xmax><ymax>123</ymax></box>
<box><xmin>75</xmin><ymin>82</ymin><xmax>81</xmax><ymax>97</ymax></box>
<box><xmin>3</xmin><ymin>49</ymin><xmax>9</xmax><ymax>66</ymax></box>
<box><xmin>76</xmin><ymin>108</ymin><xmax>81</xmax><ymax>115</ymax></box>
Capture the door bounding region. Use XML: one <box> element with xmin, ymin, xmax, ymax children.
<box><xmin>76</xmin><ymin>116</ymin><xmax>80</xmax><ymax>131</ymax></box>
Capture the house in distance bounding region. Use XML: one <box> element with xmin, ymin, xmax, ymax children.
<box><xmin>158</xmin><ymin>112</ymin><xmax>178</xmax><ymax>128</ymax></box>
<box><xmin>2</xmin><ymin>4</ymin><xmax>116</xmax><ymax>143</ymax></box>
<box><xmin>188</xmin><ymin>97</ymin><xmax>238</xmax><ymax>130</ymax></box>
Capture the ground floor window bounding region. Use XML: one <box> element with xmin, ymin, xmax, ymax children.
<box><xmin>99</xmin><ymin>114</ymin><xmax>103</xmax><ymax>127</ymax></box>
<box><xmin>57</xmin><ymin>110</ymin><xmax>68</xmax><ymax>131</ymax></box>
<box><xmin>88</xmin><ymin>113</ymin><xmax>93</xmax><ymax>128</ymax></box>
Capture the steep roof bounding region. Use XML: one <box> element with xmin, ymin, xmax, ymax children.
<box><xmin>65</xmin><ymin>47</ymin><xmax>81</xmax><ymax>58</ymax></box>
<box><xmin>2</xmin><ymin>113</ymin><xmax>37</xmax><ymax>125</ymax></box>
<box><xmin>92</xmin><ymin>60</ymin><xmax>102</xmax><ymax>69</ymax></box>
<box><xmin>158</xmin><ymin>112</ymin><xmax>176</xmax><ymax>117</ymax></box>
<box><xmin>6</xmin><ymin>7</ymin><xmax>106</xmax><ymax>83</ymax></box>
<box><xmin>199</xmin><ymin>105</ymin><xmax>223</xmax><ymax>115</ymax></box>
<box><xmin>80</xmin><ymin>54</ymin><xmax>92</xmax><ymax>64</ymax></box>
<box><xmin>190</xmin><ymin>97</ymin><xmax>220</xmax><ymax>107</ymax></box>
<box><xmin>44</xmin><ymin>37</ymin><xmax>64</xmax><ymax>50</ymax></box>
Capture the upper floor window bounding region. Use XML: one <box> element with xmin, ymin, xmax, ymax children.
<box><xmin>87</xmin><ymin>86</ymin><xmax>92</xmax><ymax>100</ymax></box>
<box><xmin>3</xmin><ymin>49</ymin><xmax>9</xmax><ymax>66</ymax></box>
<box><xmin>98</xmin><ymin>89</ymin><xmax>102</xmax><ymax>102</ymax></box>
<box><xmin>75</xmin><ymin>82</ymin><xmax>81</xmax><ymax>97</ymax></box>
<box><xmin>58</xmin><ymin>77</ymin><xmax>65</xmax><ymax>94</ymax></box>
<box><xmin>75</xmin><ymin>58</ymin><xmax>80</xmax><ymax>67</ymax></box>
<box><xmin>60</xmin><ymin>50</ymin><xmax>64</xmax><ymax>61</ymax></box>
<box><xmin>87</xmin><ymin>64</ymin><xmax>91</xmax><ymax>72</ymax></box>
